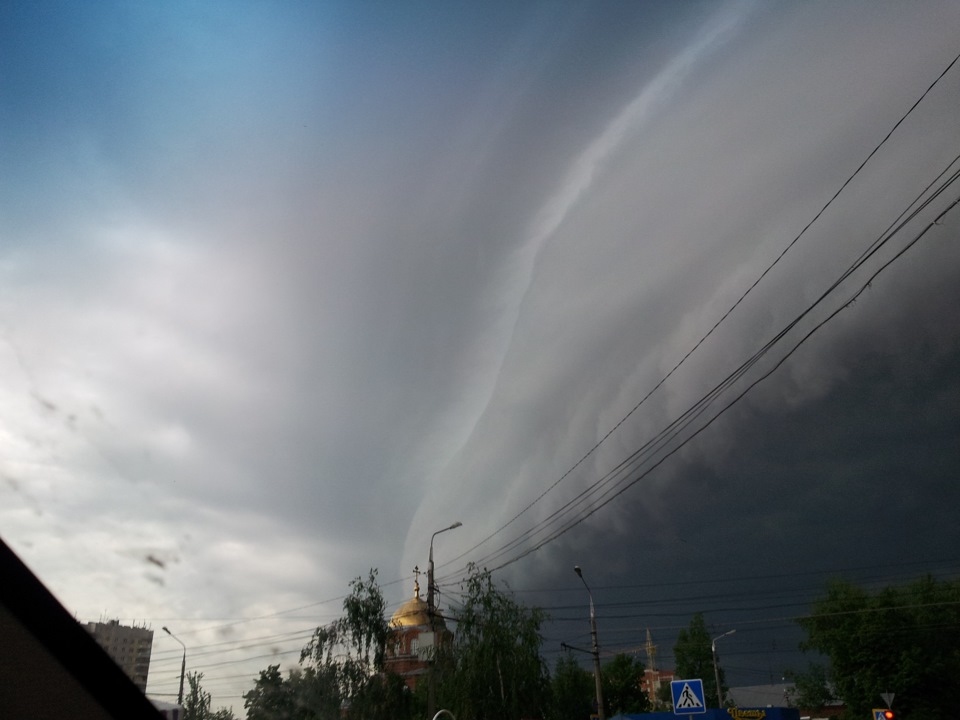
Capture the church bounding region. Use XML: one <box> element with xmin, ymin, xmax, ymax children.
<box><xmin>385</xmin><ymin>568</ymin><xmax>452</xmax><ymax>690</ymax></box>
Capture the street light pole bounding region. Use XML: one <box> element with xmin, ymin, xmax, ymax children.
<box><xmin>711</xmin><ymin>629</ymin><xmax>735</xmax><ymax>708</ymax></box>
<box><xmin>428</xmin><ymin>521</ymin><xmax>462</xmax><ymax>620</ymax></box>
<box><xmin>575</xmin><ymin>565</ymin><xmax>605</xmax><ymax>720</ymax></box>
<box><xmin>427</xmin><ymin>521</ymin><xmax>462</xmax><ymax>720</ymax></box>
<box><xmin>162</xmin><ymin>626</ymin><xmax>186</xmax><ymax>706</ymax></box>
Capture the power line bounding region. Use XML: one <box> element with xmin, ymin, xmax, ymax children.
<box><xmin>441</xmin><ymin>45</ymin><xmax>960</xmax><ymax>576</ymax></box>
<box><xmin>444</xmin><ymin>170</ymin><xmax>960</xmax><ymax>578</ymax></box>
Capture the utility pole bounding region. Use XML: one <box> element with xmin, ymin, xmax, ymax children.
<box><xmin>711</xmin><ymin>629</ymin><xmax>735</xmax><ymax>708</ymax></box>
<box><xmin>162</xmin><ymin>626</ymin><xmax>186</xmax><ymax>706</ymax></box>
<box><xmin>427</xmin><ymin>521</ymin><xmax>462</xmax><ymax>720</ymax></box>
<box><xmin>575</xmin><ymin>565</ymin><xmax>605</xmax><ymax>720</ymax></box>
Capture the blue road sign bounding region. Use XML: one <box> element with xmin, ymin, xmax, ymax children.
<box><xmin>671</xmin><ymin>679</ymin><xmax>706</xmax><ymax>714</ymax></box>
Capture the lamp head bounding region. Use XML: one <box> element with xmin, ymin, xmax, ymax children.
<box><xmin>450</xmin><ymin>521</ymin><xmax>462</xmax><ymax>530</ymax></box>
<box><xmin>162</xmin><ymin>626</ymin><xmax>171</xmax><ymax>635</ymax></box>
<box><xmin>574</xmin><ymin>565</ymin><xmax>582</xmax><ymax>577</ymax></box>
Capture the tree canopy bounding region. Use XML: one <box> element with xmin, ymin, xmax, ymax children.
<box><xmin>435</xmin><ymin>565</ymin><xmax>550</xmax><ymax>720</ymax></box>
<box><xmin>182</xmin><ymin>672</ymin><xmax>236</xmax><ymax>720</ymax></box>
<box><xmin>784</xmin><ymin>662</ymin><xmax>833</xmax><ymax>714</ymax></box>
<box><xmin>673</xmin><ymin>612</ymin><xmax>727</xmax><ymax>708</ymax></box>
<box><xmin>797</xmin><ymin>575</ymin><xmax>960</xmax><ymax>720</ymax></box>
<box><xmin>602</xmin><ymin>653</ymin><xmax>651</xmax><ymax>716</ymax></box>
<box><xmin>237</xmin><ymin>565</ymin><xmax>675</xmax><ymax>720</ymax></box>
<box><xmin>244</xmin><ymin>570</ymin><xmax>419</xmax><ymax>720</ymax></box>
<box><xmin>548</xmin><ymin>652</ymin><xmax>595</xmax><ymax>720</ymax></box>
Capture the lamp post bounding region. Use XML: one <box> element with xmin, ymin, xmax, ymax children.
<box><xmin>427</xmin><ymin>521</ymin><xmax>462</xmax><ymax>719</ymax></box>
<box><xmin>711</xmin><ymin>629</ymin><xmax>735</xmax><ymax>708</ymax></box>
<box><xmin>162</xmin><ymin>626</ymin><xmax>186</xmax><ymax>706</ymax></box>
<box><xmin>427</xmin><ymin>521</ymin><xmax>462</xmax><ymax>619</ymax></box>
<box><xmin>574</xmin><ymin>565</ymin><xmax>605</xmax><ymax>720</ymax></box>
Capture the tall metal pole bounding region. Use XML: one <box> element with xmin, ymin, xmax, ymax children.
<box><xmin>162</xmin><ymin>626</ymin><xmax>186</xmax><ymax>706</ymax></box>
<box><xmin>711</xmin><ymin>629</ymin><xmax>735</xmax><ymax>708</ymax></box>
<box><xmin>575</xmin><ymin>566</ymin><xmax>605</xmax><ymax>720</ymax></box>
<box><xmin>427</xmin><ymin>521</ymin><xmax>462</xmax><ymax>720</ymax></box>
<box><xmin>428</xmin><ymin>521</ymin><xmax>462</xmax><ymax>620</ymax></box>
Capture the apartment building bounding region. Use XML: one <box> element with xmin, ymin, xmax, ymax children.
<box><xmin>85</xmin><ymin>619</ymin><xmax>153</xmax><ymax>693</ymax></box>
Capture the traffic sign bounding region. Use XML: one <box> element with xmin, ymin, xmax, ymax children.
<box><xmin>672</xmin><ymin>679</ymin><xmax>706</xmax><ymax>714</ymax></box>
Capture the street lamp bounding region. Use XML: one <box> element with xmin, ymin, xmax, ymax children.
<box><xmin>427</xmin><ymin>521</ymin><xmax>462</xmax><ymax>719</ymax></box>
<box><xmin>162</xmin><ymin>626</ymin><xmax>186</xmax><ymax>706</ymax></box>
<box><xmin>711</xmin><ymin>629</ymin><xmax>735</xmax><ymax>708</ymax></box>
<box><xmin>427</xmin><ymin>521</ymin><xmax>462</xmax><ymax>619</ymax></box>
<box><xmin>574</xmin><ymin>565</ymin><xmax>605</xmax><ymax>720</ymax></box>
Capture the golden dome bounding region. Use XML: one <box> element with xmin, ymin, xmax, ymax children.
<box><xmin>390</xmin><ymin>578</ymin><xmax>431</xmax><ymax>628</ymax></box>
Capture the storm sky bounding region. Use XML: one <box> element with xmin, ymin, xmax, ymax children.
<box><xmin>3</xmin><ymin>0</ymin><xmax>959</xmax><ymax>711</ymax></box>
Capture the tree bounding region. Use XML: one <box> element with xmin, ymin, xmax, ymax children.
<box><xmin>244</xmin><ymin>665</ymin><xmax>298</xmax><ymax>720</ymax></box>
<box><xmin>655</xmin><ymin>682</ymin><xmax>673</xmax><ymax>711</ymax></box>
<box><xmin>183</xmin><ymin>672</ymin><xmax>237</xmax><ymax>720</ymax></box>
<box><xmin>548</xmin><ymin>651</ymin><xmax>594</xmax><ymax>720</ymax></box>
<box><xmin>243</xmin><ymin>660</ymin><xmax>356</xmax><ymax>720</ymax></box>
<box><xmin>437</xmin><ymin>565</ymin><xmax>550</xmax><ymax>720</ymax></box>
<box><xmin>298</xmin><ymin>569</ymin><xmax>417</xmax><ymax>720</ymax></box>
<box><xmin>244</xmin><ymin>570</ymin><xmax>420</xmax><ymax>720</ymax></box>
<box><xmin>288</xmin><ymin>666</ymin><xmax>343</xmax><ymax>720</ymax></box>
<box><xmin>602</xmin><ymin>653</ymin><xmax>651</xmax><ymax>716</ymax></box>
<box><xmin>674</xmin><ymin>613</ymin><xmax>726</xmax><ymax>708</ymax></box>
<box><xmin>784</xmin><ymin>663</ymin><xmax>833</xmax><ymax>713</ymax></box>
<box><xmin>798</xmin><ymin>575</ymin><xmax>960</xmax><ymax>720</ymax></box>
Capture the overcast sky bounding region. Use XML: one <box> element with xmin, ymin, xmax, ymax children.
<box><xmin>3</xmin><ymin>0</ymin><xmax>960</xmax><ymax>712</ymax></box>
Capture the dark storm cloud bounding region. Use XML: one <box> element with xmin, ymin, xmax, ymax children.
<box><xmin>405</xmin><ymin>4</ymin><xmax>960</xmax><ymax>683</ymax></box>
<box><xmin>404</xmin><ymin>0</ymin><xmax>960</xmax><ymax>564</ymax></box>
<box><xmin>532</xmin><ymin>255</ymin><xmax>960</xmax><ymax>679</ymax></box>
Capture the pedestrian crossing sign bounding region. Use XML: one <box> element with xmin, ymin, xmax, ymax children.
<box><xmin>671</xmin><ymin>679</ymin><xmax>706</xmax><ymax>714</ymax></box>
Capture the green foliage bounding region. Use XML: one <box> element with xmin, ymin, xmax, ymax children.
<box><xmin>183</xmin><ymin>671</ymin><xmax>212</xmax><ymax>720</ymax></box>
<box><xmin>245</xmin><ymin>570</ymin><xmax>416</xmax><ymax>720</ymax></box>
<box><xmin>674</xmin><ymin>612</ymin><xmax>726</xmax><ymax>708</ymax></box>
<box><xmin>286</xmin><ymin>666</ymin><xmax>342</xmax><ymax>720</ymax></box>
<box><xmin>244</xmin><ymin>665</ymin><xmax>299</xmax><ymax>720</ymax></box>
<box><xmin>339</xmin><ymin>570</ymin><xmax>391</xmax><ymax>670</ymax></box>
<box><xmin>784</xmin><ymin>663</ymin><xmax>833</xmax><ymax>712</ymax></box>
<box><xmin>352</xmin><ymin>671</ymin><xmax>419</xmax><ymax>720</ymax></box>
<box><xmin>655</xmin><ymin>681</ymin><xmax>673</xmax><ymax>711</ymax></box>
<box><xmin>548</xmin><ymin>652</ymin><xmax>595</xmax><ymax>720</ymax></box>
<box><xmin>243</xmin><ymin>663</ymin><xmax>369</xmax><ymax>720</ymax></box>
<box><xmin>437</xmin><ymin>565</ymin><xmax>550</xmax><ymax>720</ymax></box>
<box><xmin>182</xmin><ymin>672</ymin><xmax>236</xmax><ymax>720</ymax></box>
<box><xmin>300</xmin><ymin>569</ymin><xmax>392</xmax><ymax>677</ymax></box>
<box><xmin>602</xmin><ymin>653</ymin><xmax>651</xmax><ymax>716</ymax></box>
<box><xmin>303</xmin><ymin>569</ymin><xmax>420</xmax><ymax>720</ymax></box>
<box><xmin>239</xmin><ymin>566</ymin><xmax>556</xmax><ymax>720</ymax></box>
<box><xmin>798</xmin><ymin>575</ymin><xmax>960</xmax><ymax>720</ymax></box>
